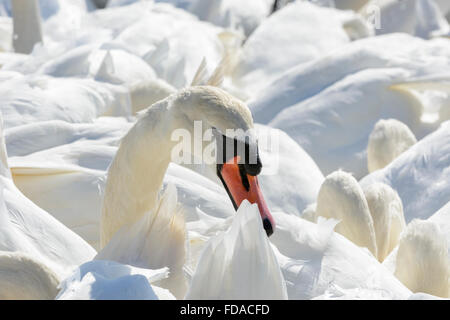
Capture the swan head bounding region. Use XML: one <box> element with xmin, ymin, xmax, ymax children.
<box><xmin>169</xmin><ymin>86</ymin><xmax>275</xmax><ymax>236</ymax></box>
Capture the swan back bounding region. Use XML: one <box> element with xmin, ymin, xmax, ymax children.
<box><xmin>367</xmin><ymin>119</ymin><xmax>417</xmax><ymax>172</ymax></box>
<box><xmin>316</xmin><ymin>170</ymin><xmax>378</xmax><ymax>257</ymax></box>
<box><xmin>363</xmin><ymin>182</ymin><xmax>406</xmax><ymax>261</ymax></box>
<box><xmin>394</xmin><ymin>219</ymin><xmax>449</xmax><ymax>298</ymax></box>
<box><xmin>0</xmin><ymin>251</ymin><xmax>59</xmax><ymax>300</ymax></box>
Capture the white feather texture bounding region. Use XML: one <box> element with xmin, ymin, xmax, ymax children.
<box><xmin>315</xmin><ymin>170</ymin><xmax>378</xmax><ymax>257</ymax></box>
<box><xmin>186</xmin><ymin>200</ymin><xmax>288</xmax><ymax>299</ymax></box>
<box><xmin>269</xmin><ymin>212</ymin><xmax>411</xmax><ymax>299</ymax></box>
<box><xmin>363</xmin><ymin>182</ymin><xmax>406</xmax><ymax>261</ymax></box>
<box><xmin>56</xmin><ymin>260</ymin><xmax>174</xmax><ymax>300</ymax></box>
<box><xmin>0</xmin><ymin>250</ymin><xmax>59</xmax><ymax>300</ymax></box>
<box><xmin>361</xmin><ymin>121</ymin><xmax>450</xmax><ymax>222</ymax></box>
<box><xmin>0</xmin><ymin>112</ymin><xmax>96</xmax><ymax>281</ymax></box>
<box><xmin>393</xmin><ymin>219</ymin><xmax>449</xmax><ymax>298</ymax></box>
<box><xmin>97</xmin><ymin>183</ymin><xmax>187</xmax><ymax>299</ymax></box>
<box><xmin>367</xmin><ymin>119</ymin><xmax>417</xmax><ymax>172</ymax></box>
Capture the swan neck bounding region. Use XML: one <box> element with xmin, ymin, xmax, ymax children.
<box><xmin>11</xmin><ymin>0</ymin><xmax>43</xmax><ymax>54</ymax></box>
<box><xmin>101</xmin><ymin>103</ymin><xmax>178</xmax><ymax>247</ymax></box>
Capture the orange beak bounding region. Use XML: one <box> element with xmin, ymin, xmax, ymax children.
<box><xmin>219</xmin><ymin>156</ymin><xmax>275</xmax><ymax>236</ymax></box>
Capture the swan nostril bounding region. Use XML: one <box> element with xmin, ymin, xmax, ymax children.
<box><xmin>263</xmin><ymin>218</ymin><xmax>273</xmax><ymax>237</ymax></box>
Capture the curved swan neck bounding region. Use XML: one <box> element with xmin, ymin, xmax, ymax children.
<box><xmin>101</xmin><ymin>100</ymin><xmax>180</xmax><ymax>247</ymax></box>
<box><xmin>11</xmin><ymin>0</ymin><xmax>43</xmax><ymax>54</ymax></box>
<box><xmin>101</xmin><ymin>87</ymin><xmax>255</xmax><ymax>247</ymax></box>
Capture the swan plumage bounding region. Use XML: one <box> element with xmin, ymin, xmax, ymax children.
<box><xmin>361</xmin><ymin>121</ymin><xmax>450</xmax><ymax>222</ymax></box>
<box><xmin>269</xmin><ymin>212</ymin><xmax>411</xmax><ymax>299</ymax></box>
<box><xmin>388</xmin><ymin>219</ymin><xmax>449</xmax><ymax>298</ymax></box>
<box><xmin>367</xmin><ymin>119</ymin><xmax>417</xmax><ymax>173</ymax></box>
<box><xmin>363</xmin><ymin>182</ymin><xmax>406</xmax><ymax>261</ymax></box>
<box><xmin>186</xmin><ymin>201</ymin><xmax>287</xmax><ymax>299</ymax></box>
<box><xmin>231</xmin><ymin>1</ymin><xmax>371</xmax><ymax>96</ymax></box>
<box><xmin>0</xmin><ymin>113</ymin><xmax>96</xmax><ymax>297</ymax></box>
<box><xmin>0</xmin><ymin>250</ymin><xmax>59</xmax><ymax>300</ymax></box>
<box><xmin>315</xmin><ymin>170</ymin><xmax>378</xmax><ymax>257</ymax></box>
<box><xmin>1</xmin><ymin>0</ymin><xmax>449</xmax><ymax>301</ymax></box>
<box><xmin>98</xmin><ymin>86</ymin><xmax>275</xmax><ymax>298</ymax></box>
<box><xmin>56</xmin><ymin>260</ymin><xmax>174</xmax><ymax>300</ymax></box>
<box><xmin>249</xmin><ymin>33</ymin><xmax>450</xmax><ymax>178</ymax></box>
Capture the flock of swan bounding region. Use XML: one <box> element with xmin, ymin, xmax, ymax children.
<box><xmin>0</xmin><ymin>0</ymin><xmax>449</xmax><ymax>300</ymax></box>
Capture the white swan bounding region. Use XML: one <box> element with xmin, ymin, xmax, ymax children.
<box><xmin>367</xmin><ymin>119</ymin><xmax>417</xmax><ymax>173</ymax></box>
<box><xmin>361</xmin><ymin>120</ymin><xmax>450</xmax><ymax>222</ymax></box>
<box><xmin>315</xmin><ymin>170</ymin><xmax>378</xmax><ymax>257</ymax></box>
<box><xmin>11</xmin><ymin>0</ymin><xmax>43</xmax><ymax>54</ymax></box>
<box><xmin>0</xmin><ymin>114</ymin><xmax>96</xmax><ymax>299</ymax></box>
<box><xmin>249</xmin><ymin>33</ymin><xmax>450</xmax><ymax>179</ymax></box>
<box><xmin>97</xmin><ymin>86</ymin><xmax>276</xmax><ymax>298</ymax></box>
<box><xmin>0</xmin><ymin>73</ymin><xmax>130</xmax><ymax>130</ymax></box>
<box><xmin>269</xmin><ymin>212</ymin><xmax>411</xmax><ymax>299</ymax></box>
<box><xmin>0</xmin><ymin>250</ymin><xmax>59</xmax><ymax>300</ymax></box>
<box><xmin>313</xmin><ymin>171</ymin><xmax>406</xmax><ymax>262</ymax></box>
<box><xmin>362</xmin><ymin>182</ymin><xmax>406</xmax><ymax>262</ymax></box>
<box><xmin>385</xmin><ymin>219</ymin><xmax>449</xmax><ymax>298</ymax></box>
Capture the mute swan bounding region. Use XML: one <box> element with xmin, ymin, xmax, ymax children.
<box><xmin>187</xmin><ymin>0</ymin><xmax>273</xmax><ymax>37</ymax></box>
<box><xmin>362</xmin><ymin>182</ymin><xmax>406</xmax><ymax>262</ymax></box>
<box><xmin>306</xmin><ymin>172</ymin><xmax>406</xmax><ymax>262</ymax></box>
<box><xmin>97</xmin><ymin>86</ymin><xmax>275</xmax><ymax>298</ymax></box>
<box><xmin>0</xmin><ymin>114</ymin><xmax>96</xmax><ymax>299</ymax></box>
<box><xmin>389</xmin><ymin>219</ymin><xmax>449</xmax><ymax>298</ymax></box>
<box><xmin>11</xmin><ymin>0</ymin><xmax>43</xmax><ymax>54</ymax></box>
<box><xmin>269</xmin><ymin>212</ymin><xmax>411</xmax><ymax>299</ymax></box>
<box><xmin>249</xmin><ymin>33</ymin><xmax>450</xmax><ymax>178</ymax></box>
<box><xmin>360</xmin><ymin>0</ymin><xmax>449</xmax><ymax>39</ymax></box>
<box><xmin>360</xmin><ymin>121</ymin><xmax>450</xmax><ymax>222</ymax></box>
<box><xmin>232</xmin><ymin>1</ymin><xmax>373</xmax><ymax>96</ymax></box>
<box><xmin>428</xmin><ymin>201</ymin><xmax>450</xmax><ymax>251</ymax></box>
<box><xmin>6</xmin><ymin>117</ymin><xmax>322</xmax><ymax>253</ymax></box>
<box><xmin>315</xmin><ymin>170</ymin><xmax>378</xmax><ymax>257</ymax></box>
<box><xmin>128</xmin><ymin>78</ymin><xmax>176</xmax><ymax>114</ymax></box>
<box><xmin>367</xmin><ymin>119</ymin><xmax>417</xmax><ymax>173</ymax></box>
<box><xmin>0</xmin><ymin>73</ymin><xmax>130</xmax><ymax>129</ymax></box>
<box><xmin>0</xmin><ymin>250</ymin><xmax>59</xmax><ymax>300</ymax></box>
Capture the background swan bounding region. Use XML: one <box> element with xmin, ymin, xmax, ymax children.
<box><xmin>312</xmin><ymin>171</ymin><xmax>406</xmax><ymax>262</ymax></box>
<box><xmin>11</xmin><ymin>0</ymin><xmax>42</xmax><ymax>54</ymax></box>
<box><xmin>367</xmin><ymin>119</ymin><xmax>417</xmax><ymax>173</ymax></box>
<box><xmin>0</xmin><ymin>250</ymin><xmax>59</xmax><ymax>300</ymax></box>
<box><xmin>56</xmin><ymin>260</ymin><xmax>175</xmax><ymax>300</ymax></box>
<box><xmin>315</xmin><ymin>170</ymin><xmax>378</xmax><ymax>257</ymax></box>
<box><xmin>362</xmin><ymin>182</ymin><xmax>406</xmax><ymax>262</ymax></box>
<box><xmin>361</xmin><ymin>121</ymin><xmax>450</xmax><ymax>222</ymax></box>
<box><xmin>269</xmin><ymin>212</ymin><xmax>411</xmax><ymax>299</ymax></box>
<box><xmin>386</xmin><ymin>219</ymin><xmax>449</xmax><ymax>298</ymax></box>
<box><xmin>249</xmin><ymin>33</ymin><xmax>450</xmax><ymax>178</ymax></box>
<box><xmin>0</xmin><ymin>113</ymin><xmax>96</xmax><ymax>299</ymax></box>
